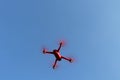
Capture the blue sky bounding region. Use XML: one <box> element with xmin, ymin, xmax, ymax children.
<box><xmin>0</xmin><ymin>0</ymin><xmax>120</xmax><ymax>80</ymax></box>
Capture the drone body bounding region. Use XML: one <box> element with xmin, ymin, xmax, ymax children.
<box><xmin>43</xmin><ymin>41</ymin><xmax>73</xmax><ymax>69</ymax></box>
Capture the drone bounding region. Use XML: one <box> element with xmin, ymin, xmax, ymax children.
<box><xmin>42</xmin><ymin>41</ymin><xmax>73</xmax><ymax>69</ymax></box>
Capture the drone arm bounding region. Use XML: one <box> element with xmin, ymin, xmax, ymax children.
<box><xmin>53</xmin><ymin>59</ymin><xmax>58</xmax><ymax>69</ymax></box>
<box><xmin>57</xmin><ymin>43</ymin><xmax>62</xmax><ymax>51</ymax></box>
<box><xmin>45</xmin><ymin>51</ymin><xmax>53</xmax><ymax>54</ymax></box>
<box><xmin>43</xmin><ymin>49</ymin><xmax>53</xmax><ymax>54</ymax></box>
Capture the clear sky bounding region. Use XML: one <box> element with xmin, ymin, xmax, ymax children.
<box><xmin>0</xmin><ymin>0</ymin><xmax>120</xmax><ymax>80</ymax></box>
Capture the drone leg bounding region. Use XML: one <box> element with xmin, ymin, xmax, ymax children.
<box><xmin>53</xmin><ymin>59</ymin><xmax>58</xmax><ymax>69</ymax></box>
<box><xmin>61</xmin><ymin>56</ymin><xmax>72</xmax><ymax>63</ymax></box>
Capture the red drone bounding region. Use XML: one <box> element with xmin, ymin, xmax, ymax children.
<box><xmin>42</xmin><ymin>41</ymin><xmax>73</xmax><ymax>69</ymax></box>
